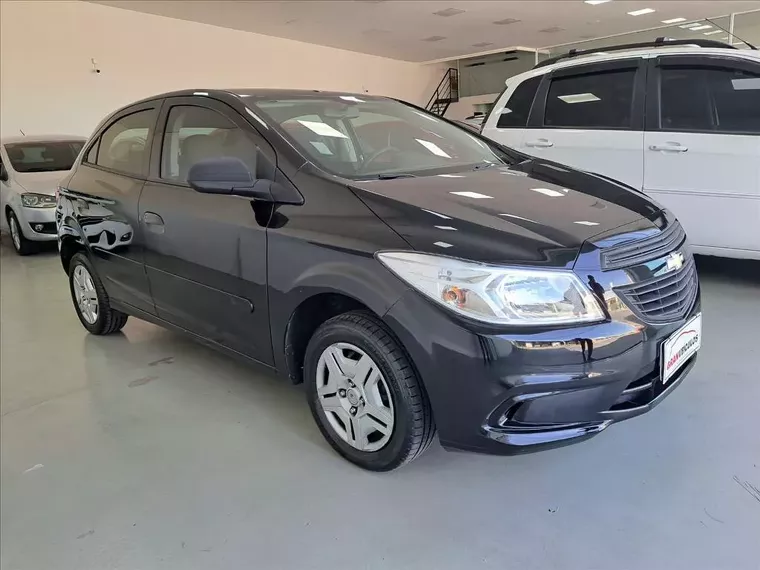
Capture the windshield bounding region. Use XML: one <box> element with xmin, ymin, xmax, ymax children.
<box><xmin>5</xmin><ymin>141</ymin><xmax>84</xmax><ymax>173</ymax></box>
<box><xmin>251</xmin><ymin>97</ymin><xmax>512</xmax><ymax>179</ymax></box>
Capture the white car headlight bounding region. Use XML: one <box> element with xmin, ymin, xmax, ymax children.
<box><xmin>21</xmin><ymin>193</ymin><xmax>56</xmax><ymax>208</ymax></box>
<box><xmin>377</xmin><ymin>251</ymin><xmax>605</xmax><ymax>326</ymax></box>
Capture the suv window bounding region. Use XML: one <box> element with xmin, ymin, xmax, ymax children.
<box><xmin>497</xmin><ymin>76</ymin><xmax>541</xmax><ymax>128</ymax></box>
<box><xmin>97</xmin><ymin>110</ymin><xmax>154</xmax><ymax>176</ymax></box>
<box><xmin>661</xmin><ymin>65</ymin><xmax>760</xmax><ymax>134</ymax></box>
<box><xmin>545</xmin><ymin>69</ymin><xmax>636</xmax><ymax>129</ymax></box>
<box><xmin>161</xmin><ymin>105</ymin><xmax>260</xmax><ymax>183</ymax></box>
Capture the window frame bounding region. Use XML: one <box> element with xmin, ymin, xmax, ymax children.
<box><xmin>646</xmin><ymin>55</ymin><xmax>760</xmax><ymax>136</ymax></box>
<box><xmin>82</xmin><ymin>104</ymin><xmax>159</xmax><ymax>179</ymax></box>
<box><xmin>534</xmin><ymin>59</ymin><xmax>646</xmax><ymax>131</ymax></box>
<box><xmin>149</xmin><ymin>96</ymin><xmax>277</xmax><ymax>189</ymax></box>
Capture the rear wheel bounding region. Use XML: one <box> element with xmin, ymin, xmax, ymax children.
<box><xmin>7</xmin><ymin>211</ymin><xmax>36</xmax><ymax>255</ymax></box>
<box><xmin>305</xmin><ymin>311</ymin><xmax>436</xmax><ymax>471</ymax></box>
<box><xmin>68</xmin><ymin>252</ymin><xmax>128</xmax><ymax>334</ymax></box>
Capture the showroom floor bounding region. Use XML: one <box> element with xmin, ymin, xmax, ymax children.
<box><xmin>1</xmin><ymin>239</ymin><xmax>758</xmax><ymax>570</ymax></box>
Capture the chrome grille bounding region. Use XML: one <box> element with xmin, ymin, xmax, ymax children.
<box><xmin>601</xmin><ymin>221</ymin><xmax>686</xmax><ymax>270</ymax></box>
<box><xmin>615</xmin><ymin>254</ymin><xmax>698</xmax><ymax>323</ymax></box>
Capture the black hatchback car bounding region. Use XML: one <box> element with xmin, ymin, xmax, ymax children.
<box><xmin>57</xmin><ymin>89</ymin><xmax>701</xmax><ymax>471</ymax></box>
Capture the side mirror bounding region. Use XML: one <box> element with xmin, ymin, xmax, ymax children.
<box><xmin>187</xmin><ymin>157</ymin><xmax>303</xmax><ymax>205</ymax></box>
<box><xmin>0</xmin><ymin>164</ymin><xmax>8</xmax><ymax>182</ymax></box>
<box><xmin>187</xmin><ymin>157</ymin><xmax>265</xmax><ymax>197</ymax></box>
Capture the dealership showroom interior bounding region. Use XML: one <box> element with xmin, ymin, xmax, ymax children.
<box><xmin>2</xmin><ymin>0</ymin><xmax>760</xmax><ymax>568</ymax></box>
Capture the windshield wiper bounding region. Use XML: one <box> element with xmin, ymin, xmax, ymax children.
<box><xmin>374</xmin><ymin>173</ymin><xmax>417</xmax><ymax>180</ymax></box>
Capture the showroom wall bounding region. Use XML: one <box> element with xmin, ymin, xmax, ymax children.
<box><xmin>0</xmin><ymin>1</ymin><xmax>446</xmax><ymax>138</ymax></box>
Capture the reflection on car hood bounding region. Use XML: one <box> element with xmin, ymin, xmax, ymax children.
<box><xmin>349</xmin><ymin>160</ymin><xmax>662</xmax><ymax>268</ymax></box>
<box><xmin>13</xmin><ymin>171</ymin><xmax>69</xmax><ymax>195</ymax></box>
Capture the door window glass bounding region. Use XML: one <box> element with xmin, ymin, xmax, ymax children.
<box><xmin>545</xmin><ymin>69</ymin><xmax>636</xmax><ymax>129</ymax></box>
<box><xmin>659</xmin><ymin>68</ymin><xmax>712</xmax><ymax>131</ymax></box>
<box><xmin>97</xmin><ymin>110</ymin><xmax>154</xmax><ymax>176</ymax></box>
<box><xmin>660</xmin><ymin>64</ymin><xmax>760</xmax><ymax>134</ymax></box>
<box><xmin>497</xmin><ymin>76</ymin><xmax>541</xmax><ymax>128</ymax></box>
<box><xmin>709</xmin><ymin>68</ymin><xmax>760</xmax><ymax>134</ymax></box>
<box><xmin>161</xmin><ymin>105</ymin><xmax>261</xmax><ymax>183</ymax></box>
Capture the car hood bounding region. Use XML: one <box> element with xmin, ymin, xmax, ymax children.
<box><xmin>349</xmin><ymin>160</ymin><xmax>663</xmax><ymax>268</ymax></box>
<box><xmin>13</xmin><ymin>171</ymin><xmax>69</xmax><ymax>195</ymax></box>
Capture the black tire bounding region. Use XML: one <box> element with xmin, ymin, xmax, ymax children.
<box><xmin>7</xmin><ymin>211</ymin><xmax>37</xmax><ymax>255</ymax></box>
<box><xmin>305</xmin><ymin>311</ymin><xmax>436</xmax><ymax>471</ymax></box>
<box><xmin>68</xmin><ymin>252</ymin><xmax>129</xmax><ymax>335</ymax></box>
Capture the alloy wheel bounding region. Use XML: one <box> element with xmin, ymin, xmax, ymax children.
<box><xmin>72</xmin><ymin>265</ymin><xmax>99</xmax><ymax>324</ymax></box>
<box><xmin>316</xmin><ymin>342</ymin><xmax>395</xmax><ymax>452</ymax></box>
<box><xmin>9</xmin><ymin>216</ymin><xmax>21</xmax><ymax>251</ymax></box>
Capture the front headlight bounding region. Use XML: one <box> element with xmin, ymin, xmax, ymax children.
<box><xmin>21</xmin><ymin>193</ymin><xmax>56</xmax><ymax>208</ymax></box>
<box><xmin>378</xmin><ymin>251</ymin><xmax>605</xmax><ymax>326</ymax></box>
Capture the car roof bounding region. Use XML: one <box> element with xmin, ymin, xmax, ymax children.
<box><xmin>125</xmin><ymin>88</ymin><xmax>387</xmax><ymax>107</ymax></box>
<box><xmin>509</xmin><ymin>46</ymin><xmax>760</xmax><ymax>84</ymax></box>
<box><xmin>1</xmin><ymin>134</ymin><xmax>86</xmax><ymax>145</ymax></box>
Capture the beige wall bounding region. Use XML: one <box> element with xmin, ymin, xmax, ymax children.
<box><xmin>0</xmin><ymin>1</ymin><xmax>445</xmax><ymax>138</ymax></box>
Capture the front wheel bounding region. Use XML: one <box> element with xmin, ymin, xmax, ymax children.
<box><xmin>7</xmin><ymin>211</ymin><xmax>36</xmax><ymax>255</ymax></box>
<box><xmin>305</xmin><ymin>312</ymin><xmax>436</xmax><ymax>471</ymax></box>
<box><xmin>68</xmin><ymin>252</ymin><xmax>129</xmax><ymax>335</ymax></box>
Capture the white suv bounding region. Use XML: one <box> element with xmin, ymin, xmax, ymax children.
<box><xmin>481</xmin><ymin>39</ymin><xmax>760</xmax><ymax>260</ymax></box>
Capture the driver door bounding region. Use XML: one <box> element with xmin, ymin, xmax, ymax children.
<box><xmin>140</xmin><ymin>97</ymin><xmax>276</xmax><ymax>365</ymax></box>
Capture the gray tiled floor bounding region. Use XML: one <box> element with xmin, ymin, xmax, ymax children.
<box><xmin>1</xmin><ymin>239</ymin><xmax>759</xmax><ymax>570</ymax></box>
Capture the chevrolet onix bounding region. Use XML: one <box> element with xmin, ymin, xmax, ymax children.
<box><xmin>57</xmin><ymin>90</ymin><xmax>701</xmax><ymax>471</ymax></box>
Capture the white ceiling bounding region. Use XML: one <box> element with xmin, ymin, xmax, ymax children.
<box><xmin>91</xmin><ymin>1</ymin><xmax>760</xmax><ymax>62</ymax></box>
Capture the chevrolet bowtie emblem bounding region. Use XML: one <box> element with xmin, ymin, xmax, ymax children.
<box><xmin>666</xmin><ymin>251</ymin><xmax>685</xmax><ymax>272</ymax></box>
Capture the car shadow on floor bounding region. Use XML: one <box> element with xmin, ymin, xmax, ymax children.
<box><xmin>694</xmin><ymin>254</ymin><xmax>760</xmax><ymax>286</ymax></box>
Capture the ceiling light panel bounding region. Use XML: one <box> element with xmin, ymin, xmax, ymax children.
<box><xmin>493</xmin><ymin>18</ymin><xmax>521</xmax><ymax>25</ymax></box>
<box><xmin>539</xmin><ymin>26</ymin><xmax>565</xmax><ymax>34</ymax></box>
<box><xmin>689</xmin><ymin>25</ymin><xmax>712</xmax><ymax>31</ymax></box>
<box><xmin>662</xmin><ymin>17</ymin><xmax>686</xmax><ymax>24</ymax></box>
<box><xmin>703</xmin><ymin>30</ymin><xmax>723</xmax><ymax>36</ymax></box>
<box><xmin>627</xmin><ymin>8</ymin><xmax>655</xmax><ymax>16</ymax></box>
<box><xmin>584</xmin><ymin>0</ymin><xmax>611</xmax><ymax>5</ymax></box>
<box><xmin>433</xmin><ymin>8</ymin><xmax>465</xmax><ymax>17</ymax></box>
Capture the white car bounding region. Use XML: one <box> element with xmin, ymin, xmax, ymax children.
<box><xmin>481</xmin><ymin>39</ymin><xmax>760</xmax><ymax>260</ymax></box>
<box><xmin>0</xmin><ymin>135</ymin><xmax>85</xmax><ymax>254</ymax></box>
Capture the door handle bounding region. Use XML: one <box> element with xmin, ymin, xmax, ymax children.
<box><xmin>142</xmin><ymin>211</ymin><xmax>165</xmax><ymax>233</ymax></box>
<box><xmin>649</xmin><ymin>143</ymin><xmax>688</xmax><ymax>153</ymax></box>
<box><xmin>525</xmin><ymin>138</ymin><xmax>554</xmax><ymax>148</ymax></box>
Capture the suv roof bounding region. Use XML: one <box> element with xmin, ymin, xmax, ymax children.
<box><xmin>528</xmin><ymin>39</ymin><xmax>759</xmax><ymax>78</ymax></box>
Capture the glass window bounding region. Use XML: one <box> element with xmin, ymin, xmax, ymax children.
<box><xmin>161</xmin><ymin>106</ymin><xmax>261</xmax><ymax>182</ymax></box>
<box><xmin>545</xmin><ymin>69</ymin><xmax>636</xmax><ymax>129</ymax></box>
<box><xmin>252</xmin><ymin>96</ymin><xmax>515</xmax><ymax>179</ymax></box>
<box><xmin>660</xmin><ymin>68</ymin><xmax>712</xmax><ymax>131</ymax></box>
<box><xmin>97</xmin><ymin>110</ymin><xmax>154</xmax><ymax>176</ymax></box>
<box><xmin>85</xmin><ymin>138</ymin><xmax>100</xmax><ymax>164</ymax></box>
<box><xmin>660</xmin><ymin>65</ymin><xmax>760</xmax><ymax>134</ymax></box>
<box><xmin>710</xmin><ymin>67</ymin><xmax>760</xmax><ymax>134</ymax></box>
<box><xmin>497</xmin><ymin>76</ymin><xmax>542</xmax><ymax>128</ymax></box>
<box><xmin>4</xmin><ymin>140</ymin><xmax>84</xmax><ymax>173</ymax></box>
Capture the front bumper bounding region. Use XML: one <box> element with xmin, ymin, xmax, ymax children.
<box><xmin>17</xmin><ymin>206</ymin><xmax>57</xmax><ymax>241</ymax></box>
<box><xmin>383</xmin><ymin>286</ymin><xmax>700</xmax><ymax>456</ymax></box>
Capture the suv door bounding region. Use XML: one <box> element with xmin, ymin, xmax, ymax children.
<box><xmin>61</xmin><ymin>104</ymin><xmax>158</xmax><ymax>314</ymax></box>
<box><xmin>644</xmin><ymin>55</ymin><xmax>760</xmax><ymax>256</ymax></box>
<box><xmin>140</xmin><ymin>97</ymin><xmax>275</xmax><ymax>365</ymax></box>
<box><xmin>523</xmin><ymin>59</ymin><xmax>646</xmax><ymax>189</ymax></box>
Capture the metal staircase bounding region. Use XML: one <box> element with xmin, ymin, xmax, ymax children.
<box><xmin>425</xmin><ymin>68</ymin><xmax>459</xmax><ymax>117</ymax></box>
